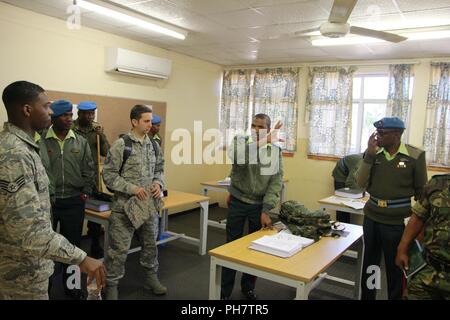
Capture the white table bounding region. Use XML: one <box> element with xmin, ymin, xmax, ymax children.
<box><xmin>85</xmin><ymin>189</ymin><xmax>210</xmax><ymax>256</ymax></box>
<box><xmin>318</xmin><ymin>195</ymin><xmax>367</xmax><ymax>217</ymax></box>
<box><xmin>318</xmin><ymin>195</ymin><xmax>367</xmax><ymax>259</ymax></box>
<box><xmin>201</xmin><ymin>178</ymin><xmax>289</xmax><ymax>229</ymax></box>
<box><xmin>209</xmin><ymin>223</ymin><xmax>364</xmax><ymax>300</ymax></box>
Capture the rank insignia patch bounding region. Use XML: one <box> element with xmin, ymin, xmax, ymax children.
<box><xmin>0</xmin><ymin>176</ymin><xmax>26</xmax><ymax>193</ymax></box>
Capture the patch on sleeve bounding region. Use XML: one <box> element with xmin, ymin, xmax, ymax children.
<box><xmin>0</xmin><ymin>176</ymin><xmax>26</xmax><ymax>193</ymax></box>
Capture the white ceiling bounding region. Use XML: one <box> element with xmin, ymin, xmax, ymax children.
<box><xmin>3</xmin><ymin>0</ymin><xmax>450</xmax><ymax>65</ymax></box>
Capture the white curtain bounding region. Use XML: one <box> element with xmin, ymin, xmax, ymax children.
<box><xmin>423</xmin><ymin>62</ymin><xmax>450</xmax><ymax>167</ymax></box>
<box><xmin>307</xmin><ymin>66</ymin><xmax>356</xmax><ymax>157</ymax></box>
<box><xmin>253</xmin><ymin>68</ymin><xmax>299</xmax><ymax>152</ymax></box>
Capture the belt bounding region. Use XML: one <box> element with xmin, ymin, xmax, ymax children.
<box><xmin>369</xmin><ymin>196</ymin><xmax>411</xmax><ymax>208</ymax></box>
<box><xmin>426</xmin><ymin>253</ymin><xmax>450</xmax><ymax>273</ymax></box>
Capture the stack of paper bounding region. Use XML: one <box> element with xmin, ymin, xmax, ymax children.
<box><xmin>218</xmin><ymin>177</ymin><xmax>231</xmax><ymax>185</ymax></box>
<box><xmin>86</xmin><ymin>199</ymin><xmax>111</xmax><ymax>212</ymax></box>
<box><xmin>249</xmin><ymin>233</ymin><xmax>314</xmax><ymax>258</ymax></box>
<box><xmin>341</xmin><ymin>200</ymin><xmax>365</xmax><ymax>210</ymax></box>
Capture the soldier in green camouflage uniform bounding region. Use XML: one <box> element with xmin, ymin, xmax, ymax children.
<box><xmin>72</xmin><ymin>101</ymin><xmax>110</xmax><ymax>258</ymax></box>
<box><xmin>396</xmin><ymin>173</ymin><xmax>450</xmax><ymax>299</ymax></box>
<box><xmin>102</xmin><ymin>104</ymin><xmax>165</xmax><ymax>300</ymax></box>
<box><xmin>0</xmin><ymin>81</ymin><xmax>106</xmax><ymax>300</ymax></box>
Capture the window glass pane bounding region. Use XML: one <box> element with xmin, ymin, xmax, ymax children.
<box><xmin>350</xmin><ymin>103</ymin><xmax>360</xmax><ymax>153</ymax></box>
<box><xmin>409</xmin><ymin>77</ymin><xmax>414</xmax><ymax>100</ymax></box>
<box><xmin>360</xmin><ymin>103</ymin><xmax>387</xmax><ymax>152</ymax></box>
<box><xmin>353</xmin><ymin>77</ymin><xmax>361</xmax><ymax>99</ymax></box>
<box><xmin>363</xmin><ymin>76</ymin><xmax>389</xmax><ymax>99</ymax></box>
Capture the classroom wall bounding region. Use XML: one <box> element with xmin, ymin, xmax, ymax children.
<box><xmin>0</xmin><ymin>2</ymin><xmax>229</xmax><ymax>211</ymax></box>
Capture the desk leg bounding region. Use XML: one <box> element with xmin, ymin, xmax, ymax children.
<box><xmin>199</xmin><ymin>200</ymin><xmax>209</xmax><ymax>255</ymax></box>
<box><xmin>209</xmin><ymin>257</ymin><xmax>221</xmax><ymax>300</ymax></box>
<box><xmin>353</xmin><ymin>237</ymin><xmax>364</xmax><ymax>300</ymax></box>
<box><xmin>294</xmin><ymin>282</ymin><xmax>308</xmax><ymax>300</ymax></box>
<box><xmin>161</xmin><ymin>208</ymin><xmax>169</xmax><ymax>232</ymax></box>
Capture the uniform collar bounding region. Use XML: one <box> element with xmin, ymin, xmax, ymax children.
<box><xmin>377</xmin><ymin>142</ymin><xmax>409</xmax><ymax>160</ymax></box>
<box><xmin>34</xmin><ymin>131</ymin><xmax>41</xmax><ymax>142</ymax></box>
<box><xmin>73</xmin><ymin>119</ymin><xmax>96</xmax><ymax>132</ymax></box>
<box><xmin>128</xmin><ymin>130</ymin><xmax>150</xmax><ymax>144</ymax></box>
<box><xmin>248</xmin><ymin>135</ymin><xmax>272</xmax><ymax>149</ymax></box>
<box><xmin>46</xmin><ymin>126</ymin><xmax>76</xmax><ymax>141</ymax></box>
<box><xmin>3</xmin><ymin>122</ymin><xmax>39</xmax><ymax>150</ymax></box>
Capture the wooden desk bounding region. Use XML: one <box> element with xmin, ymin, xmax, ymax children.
<box><xmin>208</xmin><ymin>223</ymin><xmax>364</xmax><ymax>300</ymax></box>
<box><xmin>201</xmin><ymin>178</ymin><xmax>289</xmax><ymax>229</ymax></box>
<box><xmin>85</xmin><ymin>189</ymin><xmax>210</xmax><ymax>256</ymax></box>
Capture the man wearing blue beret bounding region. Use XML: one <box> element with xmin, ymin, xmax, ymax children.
<box><xmin>42</xmin><ymin>99</ymin><xmax>96</xmax><ymax>299</ymax></box>
<box><xmin>72</xmin><ymin>101</ymin><xmax>110</xmax><ymax>259</ymax></box>
<box><xmin>148</xmin><ymin>114</ymin><xmax>162</xmax><ymax>147</ymax></box>
<box><xmin>357</xmin><ymin>116</ymin><xmax>428</xmax><ymax>300</ymax></box>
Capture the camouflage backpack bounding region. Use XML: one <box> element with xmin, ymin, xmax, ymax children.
<box><xmin>279</xmin><ymin>200</ymin><xmax>332</xmax><ymax>241</ymax></box>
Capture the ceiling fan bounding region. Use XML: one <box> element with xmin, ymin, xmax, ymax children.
<box><xmin>273</xmin><ymin>0</ymin><xmax>407</xmax><ymax>43</ymax></box>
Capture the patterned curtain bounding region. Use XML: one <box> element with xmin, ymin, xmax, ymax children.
<box><xmin>386</xmin><ymin>64</ymin><xmax>413</xmax><ymax>123</ymax></box>
<box><xmin>307</xmin><ymin>66</ymin><xmax>356</xmax><ymax>157</ymax></box>
<box><xmin>253</xmin><ymin>68</ymin><xmax>299</xmax><ymax>152</ymax></box>
<box><xmin>219</xmin><ymin>69</ymin><xmax>253</xmax><ymax>146</ymax></box>
<box><xmin>423</xmin><ymin>62</ymin><xmax>450</xmax><ymax>167</ymax></box>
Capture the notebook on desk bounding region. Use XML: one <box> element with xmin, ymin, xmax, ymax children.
<box><xmin>335</xmin><ymin>187</ymin><xmax>365</xmax><ymax>199</ymax></box>
<box><xmin>86</xmin><ymin>199</ymin><xmax>111</xmax><ymax>212</ymax></box>
<box><xmin>217</xmin><ymin>177</ymin><xmax>231</xmax><ymax>185</ymax></box>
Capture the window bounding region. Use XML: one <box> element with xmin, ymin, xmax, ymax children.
<box><xmin>220</xmin><ymin>68</ymin><xmax>299</xmax><ymax>152</ymax></box>
<box><xmin>350</xmin><ymin>74</ymin><xmax>413</xmax><ymax>153</ymax></box>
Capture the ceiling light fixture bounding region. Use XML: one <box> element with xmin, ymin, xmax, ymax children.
<box><xmin>76</xmin><ymin>0</ymin><xmax>187</xmax><ymax>40</ymax></box>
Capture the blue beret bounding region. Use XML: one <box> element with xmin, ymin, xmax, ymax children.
<box><xmin>77</xmin><ymin>101</ymin><xmax>97</xmax><ymax>111</ymax></box>
<box><xmin>152</xmin><ymin>115</ymin><xmax>161</xmax><ymax>125</ymax></box>
<box><xmin>373</xmin><ymin>117</ymin><xmax>405</xmax><ymax>129</ymax></box>
<box><xmin>50</xmin><ymin>100</ymin><xmax>73</xmax><ymax>118</ymax></box>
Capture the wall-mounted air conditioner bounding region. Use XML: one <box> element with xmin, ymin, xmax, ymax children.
<box><xmin>105</xmin><ymin>47</ymin><xmax>172</xmax><ymax>80</ymax></box>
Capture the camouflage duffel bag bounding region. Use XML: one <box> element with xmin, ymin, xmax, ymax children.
<box><xmin>279</xmin><ymin>200</ymin><xmax>333</xmax><ymax>241</ymax></box>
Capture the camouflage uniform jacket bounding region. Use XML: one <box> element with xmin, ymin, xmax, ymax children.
<box><xmin>102</xmin><ymin>131</ymin><xmax>165</xmax><ymax>213</ymax></box>
<box><xmin>412</xmin><ymin>174</ymin><xmax>450</xmax><ymax>264</ymax></box>
<box><xmin>228</xmin><ymin>135</ymin><xmax>283</xmax><ymax>213</ymax></box>
<box><xmin>72</xmin><ymin>119</ymin><xmax>110</xmax><ymax>167</ymax></box>
<box><xmin>0</xmin><ymin>123</ymin><xmax>86</xmax><ymax>293</ymax></box>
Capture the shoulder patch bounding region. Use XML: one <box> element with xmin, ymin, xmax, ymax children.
<box><xmin>0</xmin><ymin>175</ymin><xmax>26</xmax><ymax>193</ymax></box>
<box><xmin>405</xmin><ymin>144</ymin><xmax>424</xmax><ymax>160</ymax></box>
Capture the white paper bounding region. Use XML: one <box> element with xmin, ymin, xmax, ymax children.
<box><xmin>249</xmin><ymin>233</ymin><xmax>314</xmax><ymax>258</ymax></box>
<box><xmin>341</xmin><ymin>200</ymin><xmax>365</xmax><ymax>210</ymax></box>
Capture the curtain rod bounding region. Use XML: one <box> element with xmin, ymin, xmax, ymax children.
<box><xmin>224</xmin><ymin>59</ymin><xmax>421</xmax><ymax>70</ymax></box>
